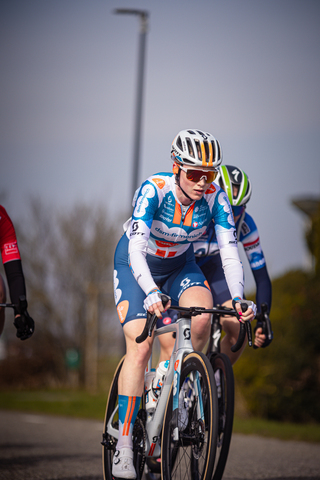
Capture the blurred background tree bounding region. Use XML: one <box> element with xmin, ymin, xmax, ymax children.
<box><xmin>234</xmin><ymin>199</ymin><xmax>320</xmax><ymax>423</ymax></box>
<box><xmin>0</xmin><ymin>199</ymin><xmax>124</xmax><ymax>392</ymax></box>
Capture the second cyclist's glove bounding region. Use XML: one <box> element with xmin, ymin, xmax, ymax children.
<box><xmin>254</xmin><ymin>314</ymin><xmax>273</xmax><ymax>348</ymax></box>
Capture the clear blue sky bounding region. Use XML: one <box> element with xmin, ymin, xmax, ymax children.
<box><xmin>1</xmin><ymin>0</ymin><xmax>320</xmax><ymax>291</ymax></box>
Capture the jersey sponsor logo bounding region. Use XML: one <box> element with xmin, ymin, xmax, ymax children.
<box><xmin>3</xmin><ymin>242</ymin><xmax>19</xmax><ymax>259</ymax></box>
<box><xmin>153</xmin><ymin>178</ymin><xmax>165</xmax><ymax>189</ymax></box>
<box><xmin>153</xmin><ymin>223</ymin><xmax>206</xmax><ymax>242</ymax></box>
<box><xmin>192</xmin><ymin>222</ymin><xmax>198</xmax><ymax>227</ymax></box>
<box><xmin>117</xmin><ymin>300</ymin><xmax>129</xmax><ymax>324</ymax></box>
<box><xmin>241</xmin><ymin>221</ymin><xmax>250</xmax><ymax>236</ymax></box>
<box><xmin>250</xmin><ymin>252</ymin><xmax>265</xmax><ymax>269</ymax></box>
<box><xmin>134</xmin><ymin>184</ymin><xmax>155</xmax><ymax>217</ymax></box>
<box><xmin>205</xmin><ymin>185</ymin><xmax>216</xmax><ymax>194</ymax></box>
<box><xmin>162</xmin><ymin>316</ymin><xmax>172</xmax><ymax>325</ymax></box>
<box><xmin>251</xmin><ymin>258</ymin><xmax>265</xmax><ymax>269</ymax></box>
<box><xmin>244</xmin><ymin>239</ymin><xmax>260</xmax><ymax>251</ymax></box>
<box><xmin>155</xmin><ymin>240</ymin><xmax>179</xmax><ymax>248</ymax></box>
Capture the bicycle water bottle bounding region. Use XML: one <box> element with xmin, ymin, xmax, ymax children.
<box><xmin>145</xmin><ymin>361</ymin><xmax>169</xmax><ymax>413</ymax></box>
<box><xmin>152</xmin><ymin>360</ymin><xmax>169</xmax><ymax>399</ymax></box>
<box><xmin>145</xmin><ymin>368</ymin><xmax>156</xmax><ymax>413</ymax></box>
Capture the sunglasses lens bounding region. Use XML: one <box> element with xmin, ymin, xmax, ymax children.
<box><xmin>186</xmin><ymin>169</ymin><xmax>217</xmax><ymax>183</ymax></box>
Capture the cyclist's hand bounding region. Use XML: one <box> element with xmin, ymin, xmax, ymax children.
<box><xmin>13</xmin><ymin>311</ymin><xmax>35</xmax><ymax>340</ymax></box>
<box><xmin>233</xmin><ymin>298</ymin><xmax>257</xmax><ymax>323</ymax></box>
<box><xmin>144</xmin><ymin>289</ymin><xmax>171</xmax><ymax>318</ymax></box>
<box><xmin>254</xmin><ymin>326</ymin><xmax>266</xmax><ymax>348</ymax></box>
<box><xmin>254</xmin><ymin>317</ymin><xmax>273</xmax><ymax>348</ymax></box>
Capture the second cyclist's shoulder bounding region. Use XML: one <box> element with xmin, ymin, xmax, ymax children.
<box><xmin>240</xmin><ymin>211</ymin><xmax>259</xmax><ymax>235</ymax></box>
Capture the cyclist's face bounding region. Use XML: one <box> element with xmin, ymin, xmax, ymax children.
<box><xmin>178</xmin><ymin>168</ymin><xmax>211</xmax><ymax>203</ymax></box>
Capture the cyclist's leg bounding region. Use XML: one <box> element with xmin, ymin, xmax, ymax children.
<box><xmin>156</xmin><ymin>310</ymin><xmax>177</xmax><ymax>364</ymax></box>
<box><xmin>179</xmin><ymin>285</ymin><xmax>213</xmax><ymax>352</ymax></box>
<box><xmin>0</xmin><ymin>274</ymin><xmax>6</xmax><ymax>336</ymax></box>
<box><xmin>113</xmin><ymin>234</ymin><xmax>153</xmax><ymax>478</ymax></box>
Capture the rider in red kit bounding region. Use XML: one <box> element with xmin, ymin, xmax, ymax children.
<box><xmin>0</xmin><ymin>205</ymin><xmax>34</xmax><ymax>340</ymax></box>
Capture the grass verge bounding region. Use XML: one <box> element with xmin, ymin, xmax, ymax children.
<box><xmin>1</xmin><ymin>389</ymin><xmax>320</xmax><ymax>443</ymax></box>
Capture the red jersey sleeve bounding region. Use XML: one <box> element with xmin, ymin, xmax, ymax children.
<box><xmin>0</xmin><ymin>206</ymin><xmax>21</xmax><ymax>264</ymax></box>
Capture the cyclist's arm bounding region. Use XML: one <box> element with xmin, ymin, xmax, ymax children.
<box><xmin>241</xmin><ymin>213</ymin><xmax>272</xmax><ymax>314</ymax></box>
<box><xmin>128</xmin><ymin>224</ymin><xmax>158</xmax><ymax>295</ymax></box>
<box><xmin>128</xmin><ymin>183</ymin><xmax>158</xmax><ymax>296</ymax></box>
<box><xmin>217</xmin><ymin>233</ymin><xmax>244</xmax><ymax>300</ymax></box>
<box><xmin>211</xmin><ymin>191</ymin><xmax>244</xmax><ymax>300</ymax></box>
<box><xmin>0</xmin><ymin>206</ymin><xmax>26</xmax><ymax>309</ymax></box>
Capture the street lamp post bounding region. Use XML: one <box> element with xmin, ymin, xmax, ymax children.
<box><xmin>114</xmin><ymin>9</ymin><xmax>149</xmax><ymax>201</ymax></box>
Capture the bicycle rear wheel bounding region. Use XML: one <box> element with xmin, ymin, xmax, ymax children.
<box><xmin>208</xmin><ymin>352</ymin><xmax>234</xmax><ymax>480</ymax></box>
<box><xmin>102</xmin><ymin>356</ymin><xmax>124</xmax><ymax>480</ymax></box>
<box><xmin>161</xmin><ymin>352</ymin><xmax>218</xmax><ymax>480</ymax></box>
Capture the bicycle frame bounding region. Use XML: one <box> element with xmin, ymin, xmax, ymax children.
<box><xmin>106</xmin><ymin>313</ymin><xmax>201</xmax><ymax>458</ymax></box>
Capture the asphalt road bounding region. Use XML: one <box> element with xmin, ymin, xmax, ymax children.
<box><xmin>0</xmin><ymin>410</ymin><xmax>319</xmax><ymax>480</ymax></box>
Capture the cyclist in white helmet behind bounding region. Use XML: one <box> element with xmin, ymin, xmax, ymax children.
<box><xmin>112</xmin><ymin>129</ymin><xmax>257</xmax><ymax>479</ymax></box>
<box><xmin>194</xmin><ymin>165</ymin><xmax>272</xmax><ymax>361</ymax></box>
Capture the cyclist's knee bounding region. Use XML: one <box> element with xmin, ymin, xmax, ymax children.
<box><xmin>127</xmin><ymin>340</ymin><xmax>152</xmax><ymax>370</ymax></box>
<box><xmin>191</xmin><ymin>313</ymin><xmax>211</xmax><ymax>343</ymax></box>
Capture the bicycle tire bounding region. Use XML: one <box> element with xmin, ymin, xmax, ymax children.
<box><xmin>102</xmin><ymin>356</ymin><xmax>124</xmax><ymax>480</ymax></box>
<box><xmin>161</xmin><ymin>351</ymin><xmax>218</xmax><ymax>480</ymax></box>
<box><xmin>208</xmin><ymin>352</ymin><xmax>234</xmax><ymax>480</ymax></box>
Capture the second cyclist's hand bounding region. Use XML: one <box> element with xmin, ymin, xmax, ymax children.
<box><xmin>144</xmin><ymin>289</ymin><xmax>171</xmax><ymax>318</ymax></box>
<box><xmin>254</xmin><ymin>327</ymin><xmax>266</xmax><ymax>347</ymax></box>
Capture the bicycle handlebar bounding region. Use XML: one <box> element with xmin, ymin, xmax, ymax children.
<box><xmin>135</xmin><ymin>296</ymin><xmax>253</xmax><ymax>353</ymax></box>
<box><xmin>135</xmin><ymin>294</ymin><xmax>171</xmax><ymax>344</ymax></box>
<box><xmin>0</xmin><ymin>296</ymin><xmax>27</xmax><ymax>312</ymax></box>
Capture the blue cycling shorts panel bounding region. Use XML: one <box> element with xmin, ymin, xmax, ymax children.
<box><xmin>198</xmin><ymin>254</ymin><xmax>231</xmax><ymax>305</ymax></box>
<box><xmin>114</xmin><ymin>234</ymin><xmax>210</xmax><ymax>326</ymax></box>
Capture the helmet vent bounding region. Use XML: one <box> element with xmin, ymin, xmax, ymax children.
<box><xmin>186</xmin><ymin>138</ymin><xmax>195</xmax><ymax>158</ymax></box>
<box><xmin>203</xmin><ymin>141</ymin><xmax>209</xmax><ymax>161</ymax></box>
<box><xmin>194</xmin><ymin>140</ymin><xmax>201</xmax><ymax>160</ymax></box>
<box><xmin>187</xmin><ymin>129</ymin><xmax>196</xmax><ymax>135</ymax></box>
<box><xmin>176</xmin><ymin>136</ymin><xmax>183</xmax><ymax>151</ymax></box>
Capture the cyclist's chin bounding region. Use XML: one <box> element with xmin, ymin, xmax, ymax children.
<box><xmin>192</xmin><ymin>190</ymin><xmax>205</xmax><ymax>200</ymax></box>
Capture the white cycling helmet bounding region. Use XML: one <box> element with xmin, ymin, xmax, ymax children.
<box><xmin>216</xmin><ymin>165</ymin><xmax>252</xmax><ymax>206</ymax></box>
<box><xmin>171</xmin><ymin>129</ymin><xmax>222</xmax><ymax>169</ymax></box>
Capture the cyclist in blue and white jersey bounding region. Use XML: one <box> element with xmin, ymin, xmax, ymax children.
<box><xmin>194</xmin><ymin>164</ymin><xmax>272</xmax><ymax>362</ymax></box>
<box><xmin>112</xmin><ymin>129</ymin><xmax>256</xmax><ymax>479</ymax></box>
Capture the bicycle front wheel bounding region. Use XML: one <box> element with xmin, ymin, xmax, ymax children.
<box><xmin>102</xmin><ymin>356</ymin><xmax>124</xmax><ymax>480</ymax></box>
<box><xmin>208</xmin><ymin>352</ymin><xmax>234</xmax><ymax>480</ymax></box>
<box><xmin>161</xmin><ymin>352</ymin><xmax>218</xmax><ymax>480</ymax></box>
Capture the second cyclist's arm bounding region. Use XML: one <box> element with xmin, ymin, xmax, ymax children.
<box><xmin>211</xmin><ymin>190</ymin><xmax>244</xmax><ymax>300</ymax></box>
<box><xmin>241</xmin><ymin>213</ymin><xmax>272</xmax><ymax>314</ymax></box>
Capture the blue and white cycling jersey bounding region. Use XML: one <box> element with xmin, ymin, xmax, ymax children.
<box><xmin>127</xmin><ymin>172</ymin><xmax>243</xmax><ymax>299</ymax></box>
<box><xmin>194</xmin><ymin>210</ymin><xmax>266</xmax><ymax>271</ymax></box>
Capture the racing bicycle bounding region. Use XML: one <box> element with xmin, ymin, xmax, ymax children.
<box><xmin>101</xmin><ymin>296</ymin><xmax>253</xmax><ymax>480</ymax></box>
